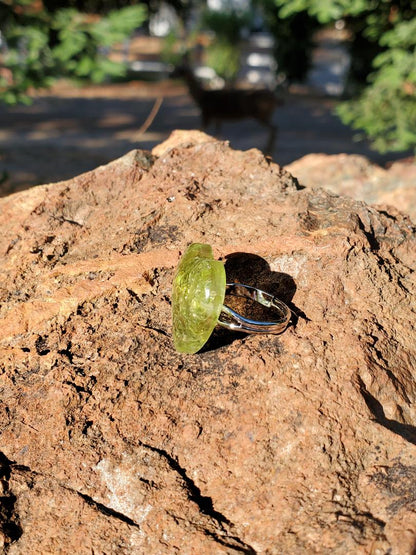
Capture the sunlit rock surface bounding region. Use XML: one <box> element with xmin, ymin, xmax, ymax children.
<box><xmin>1</xmin><ymin>130</ymin><xmax>415</xmax><ymax>553</ymax></box>
<box><xmin>286</xmin><ymin>152</ymin><xmax>416</xmax><ymax>222</ymax></box>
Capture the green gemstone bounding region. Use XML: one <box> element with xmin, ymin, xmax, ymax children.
<box><xmin>172</xmin><ymin>243</ymin><xmax>226</xmax><ymax>354</ymax></box>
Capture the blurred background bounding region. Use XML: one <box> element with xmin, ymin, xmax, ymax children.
<box><xmin>1</xmin><ymin>0</ymin><xmax>415</xmax><ymax>196</ymax></box>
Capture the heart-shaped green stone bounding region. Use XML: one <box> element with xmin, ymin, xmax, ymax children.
<box><xmin>172</xmin><ymin>243</ymin><xmax>226</xmax><ymax>354</ymax></box>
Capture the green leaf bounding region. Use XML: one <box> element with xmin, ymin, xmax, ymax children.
<box><xmin>92</xmin><ymin>5</ymin><xmax>147</xmax><ymax>47</ymax></box>
<box><xmin>380</xmin><ymin>19</ymin><xmax>416</xmax><ymax>48</ymax></box>
<box><xmin>275</xmin><ymin>0</ymin><xmax>368</xmax><ymax>23</ymax></box>
<box><xmin>74</xmin><ymin>55</ymin><xmax>94</xmax><ymax>77</ymax></box>
<box><xmin>53</xmin><ymin>32</ymin><xmax>88</xmax><ymax>62</ymax></box>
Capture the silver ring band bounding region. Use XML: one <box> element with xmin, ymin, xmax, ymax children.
<box><xmin>218</xmin><ymin>283</ymin><xmax>291</xmax><ymax>334</ymax></box>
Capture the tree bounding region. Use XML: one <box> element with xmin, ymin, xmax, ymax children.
<box><xmin>273</xmin><ymin>0</ymin><xmax>416</xmax><ymax>153</ymax></box>
<box><xmin>0</xmin><ymin>0</ymin><xmax>147</xmax><ymax>105</ymax></box>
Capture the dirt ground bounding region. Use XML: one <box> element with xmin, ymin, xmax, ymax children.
<box><xmin>0</xmin><ymin>76</ymin><xmax>412</xmax><ymax>197</ymax></box>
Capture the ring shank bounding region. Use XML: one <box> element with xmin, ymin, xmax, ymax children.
<box><xmin>218</xmin><ymin>283</ymin><xmax>291</xmax><ymax>334</ymax></box>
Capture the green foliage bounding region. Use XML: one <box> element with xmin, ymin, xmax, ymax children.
<box><xmin>205</xmin><ymin>40</ymin><xmax>242</xmax><ymax>82</ymax></box>
<box><xmin>202</xmin><ymin>8</ymin><xmax>249</xmax><ymax>43</ymax></box>
<box><xmin>201</xmin><ymin>8</ymin><xmax>250</xmax><ymax>82</ymax></box>
<box><xmin>262</xmin><ymin>0</ymin><xmax>319</xmax><ymax>83</ymax></box>
<box><xmin>338</xmin><ymin>17</ymin><xmax>416</xmax><ymax>152</ymax></box>
<box><xmin>92</xmin><ymin>5</ymin><xmax>147</xmax><ymax>46</ymax></box>
<box><xmin>160</xmin><ymin>29</ymin><xmax>188</xmax><ymax>67</ymax></box>
<box><xmin>0</xmin><ymin>1</ymin><xmax>147</xmax><ymax>104</ymax></box>
<box><xmin>274</xmin><ymin>0</ymin><xmax>416</xmax><ymax>152</ymax></box>
<box><xmin>275</xmin><ymin>0</ymin><xmax>366</xmax><ymax>23</ymax></box>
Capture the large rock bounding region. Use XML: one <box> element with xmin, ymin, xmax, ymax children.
<box><xmin>286</xmin><ymin>153</ymin><xmax>416</xmax><ymax>222</ymax></box>
<box><xmin>1</xmin><ymin>130</ymin><xmax>415</xmax><ymax>553</ymax></box>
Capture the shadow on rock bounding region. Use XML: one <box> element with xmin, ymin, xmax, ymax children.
<box><xmin>201</xmin><ymin>252</ymin><xmax>306</xmax><ymax>353</ymax></box>
<box><xmin>358</xmin><ymin>376</ymin><xmax>416</xmax><ymax>446</ymax></box>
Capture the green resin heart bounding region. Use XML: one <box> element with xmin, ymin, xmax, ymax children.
<box><xmin>172</xmin><ymin>243</ymin><xmax>226</xmax><ymax>354</ymax></box>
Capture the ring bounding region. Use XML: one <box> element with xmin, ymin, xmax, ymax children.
<box><xmin>172</xmin><ymin>243</ymin><xmax>291</xmax><ymax>354</ymax></box>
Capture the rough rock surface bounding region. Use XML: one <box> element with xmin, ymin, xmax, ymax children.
<box><xmin>1</xmin><ymin>130</ymin><xmax>416</xmax><ymax>554</ymax></box>
<box><xmin>286</xmin><ymin>153</ymin><xmax>416</xmax><ymax>222</ymax></box>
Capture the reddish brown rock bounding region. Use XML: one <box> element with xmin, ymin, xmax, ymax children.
<box><xmin>285</xmin><ymin>153</ymin><xmax>416</xmax><ymax>222</ymax></box>
<box><xmin>1</xmin><ymin>130</ymin><xmax>415</xmax><ymax>553</ymax></box>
